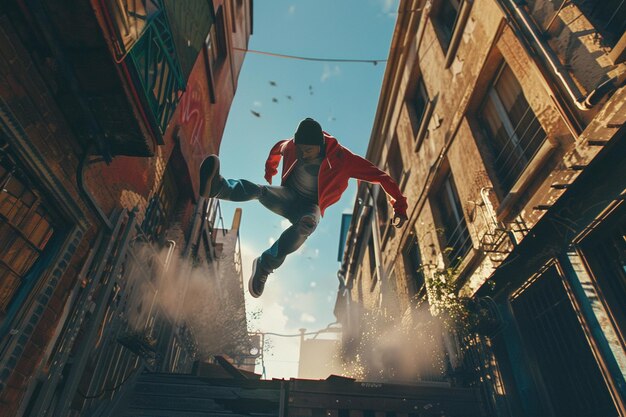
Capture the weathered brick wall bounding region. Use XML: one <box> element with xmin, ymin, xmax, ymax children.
<box><xmin>0</xmin><ymin>18</ymin><xmax>99</xmax><ymax>414</ymax></box>
<box><xmin>352</xmin><ymin>0</ymin><xmax>626</xmax><ymax>317</ymax></box>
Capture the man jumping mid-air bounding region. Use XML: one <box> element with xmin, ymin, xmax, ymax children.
<box><xmin>199</xmin><ymin>117</ymin><xmax>408</xmax><ymax>298</ymax></box>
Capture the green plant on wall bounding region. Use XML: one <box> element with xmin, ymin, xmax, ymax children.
<box><xmin>423</xmin><ymin>248</ymin><xmax>500</xmax><ymax>337</ymax></box>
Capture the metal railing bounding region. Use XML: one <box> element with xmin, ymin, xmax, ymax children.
<box><xmin>570</xmin><ymin>0</ymin><xmax>626</xmax><ymax>48</ymax></box>
<box><xmin>489</xmin><ymin>107</ymin><xmax>547</xmax><ymax>195</ymax></box>
<box><xmin>105</xmin><ymin>0</ymin><xmax>185</xmax><ymax>135</ymax></box>
<box><xmin>461</xmin><ymin>333</ymin><xmax>512</xmax><ymax>416</ymax></box>
<box><xmin>444</xmin><ymin>217</ymin><xmax>473</xmax><ymax>268</ymax></box>
<box><xmin>477</xmin><ymin>187</ymin><xmax>530</xmax><ymax>262</ymax></box>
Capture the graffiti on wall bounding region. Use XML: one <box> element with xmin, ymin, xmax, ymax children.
<box><xmin>173</xmin><ymin>69</ymin><xmax>212</xmax><ymax>197</ymax></box>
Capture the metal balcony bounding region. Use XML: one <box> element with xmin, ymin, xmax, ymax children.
<box><xmin>570</xmin><ymin>0</ymin><xmax>626</xmax><ymax>48</ymax></box>
<box><xmin>105</xmin><ymin>0</ymin><xmax>186</xmax><ymax>138</ymax></box>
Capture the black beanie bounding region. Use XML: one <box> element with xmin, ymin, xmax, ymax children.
<box><xmin>294</xmin><ymin>118</ymin><xmax>324</xmax><ymax>146</ymax></box>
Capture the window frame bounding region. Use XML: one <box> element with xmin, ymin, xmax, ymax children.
<box><xmin>376</xmin><ymin>187</ymin><xmax>394</xmax><ymax>249</ymax></box>
<box><xmin>0</xmin><ymin>163</ymin><xmax>64</xmax><ymax>327</ymax></box>
<box><xmin>402</xmin><ymin>231</ymin><xmax>426</xmax><ymax>298</ymax></box>
<box><xmin>576</xmin><ymin>202</ymin><xmax>626</xmax><ymax>355</ymax></box>
<box><xmin>408</xmin><ymin>78</ymin><xmax>436</xmax><ymax>152</ymax></box>
<box><xmin>368</xmin><ymin>235</ymin><xmax>378</xmax><ymax>292</ymax></box>
<box><xmin>387</xmin><ymin>136</ymin><xmax>406</xmax><ymax>187</ymax></box>
<box><xmin>431</xmin><ymin>170</ymin><xmax>473</xmax><ymax>268</ymax></box>
<box><xmin>431</xmin><ymin>0</ymin><xmax>474</xmax><ymax>68</ymax></box>
<box><xmin>476</xmin><ymin>61</ymin><xmax>551</xmax><ymax>202</ymax></box>
<box><xmin>203</xmin><ymin>5</ymin><xmax>228</xmax><ymax>104</ymax></box>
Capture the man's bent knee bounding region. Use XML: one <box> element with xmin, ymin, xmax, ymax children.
<box><xmin>296</xmin><ymin>215</ymin><xmax>318</xmax><ymax>236</ymax></box>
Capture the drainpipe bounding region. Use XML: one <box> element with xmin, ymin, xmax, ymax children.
<box><xmin>502</xmin><ymin>0</ymin><xmax>625</xmax><ymax>111</ymax></box>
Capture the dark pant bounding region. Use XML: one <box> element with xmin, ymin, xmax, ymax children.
<box><xmin>215</xmin><ymin>178</ymin><xmax>320</xmax><ymax>271</ymax></box>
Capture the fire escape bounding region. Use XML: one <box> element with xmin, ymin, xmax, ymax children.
<box><xmin>104</xmin><ymin>0</ymin><xmax>186</xmax><ymax>138</ymax></box>
<box><xmin>477</xmin><ymin>189</ymin><xmax>531</xmax><ymax>264</ymax></box>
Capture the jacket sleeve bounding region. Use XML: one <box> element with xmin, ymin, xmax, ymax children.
<box><xmin>346</xmin><ymin>151</ymin><xmax>408</xmax><ymax>216</ymax></box>
<box><xmin>265</xmin><ymin>140</ymin><xmax>289</xmax><ymax>184</ymax></box>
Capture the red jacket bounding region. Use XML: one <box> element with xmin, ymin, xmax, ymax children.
<box><xmin>264</xmin><ymin>133</ymin><xmax>408</xmax><ymax>217</ymax></box>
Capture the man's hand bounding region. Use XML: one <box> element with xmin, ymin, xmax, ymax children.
<box><xmin>393</xmin><ymin>213</ymin><xmax>408</xmax><ymax>228</ymax></box>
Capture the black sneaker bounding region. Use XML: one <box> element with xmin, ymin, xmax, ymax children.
<box><xmin>199</xmin><ymin>155</ymin><xmax>223</xmax><ymax>198</ymax></box>
<box><xmin>249</xmin><ymin>257</ymin><xmax>271</xmax><ymax>298</ymax></box>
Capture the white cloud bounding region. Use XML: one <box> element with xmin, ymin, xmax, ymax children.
<box><xmin>253</xmin><ymin>101</ymin><xmax>262</xmax><ymax>107</ymax></box>
<box><xmin>288</xmin><ymin>5</ymin><xmax>296</xmax><ymax>14</ymax></box>
<box><xmin>310</xmin><ymin>281</ymin><xmax>317</xmax><ymax>288</ymax></box>
<box><xmin>300</xmin><ymin>312</ymin><xmax>317</xmax><ymax>323</ymax></box>
<box><xmin>285</xmin><ymin>291</ymin><xmax>318</xmax><ymax>314</ymax></box>
<box><xmin>379</xmin><ymin>0</ymin><xmax>399</xmax><ymax>16</ymax></box>
<box><xmin>321</xmin><ymin>64</ymin><xmax>341</xmax><ymax>82</ymax></box>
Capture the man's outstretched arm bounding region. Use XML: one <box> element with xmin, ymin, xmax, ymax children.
<box><xmin>347</xmin><ymin>151</ymin><xmax>408</xmax><ymax>228</ymax></box>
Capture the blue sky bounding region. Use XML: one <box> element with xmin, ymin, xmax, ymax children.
<box><xmin>218</xmin><ymin>0</ymin><xmax>399</xmax><ymax>378</ymax></box>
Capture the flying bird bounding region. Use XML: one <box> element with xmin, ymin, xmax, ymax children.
<box><xmin>250</xmin><ymin>110</ymin><xmax>261</xmax><ymax>118</ymax></box>
<box><xmin>272</xmin><ymin>97</ymin><xmax>278</xmax><ymax>103</ymax></box>
<box><xmin>269</xmin><ymin>81</ymin><xmax>277</xmax><ymax>86</ymax></box>
<box><xmin>286</xmin><ymin>95</ymin><xmax>292</xmax><ymax>100</ymax></box>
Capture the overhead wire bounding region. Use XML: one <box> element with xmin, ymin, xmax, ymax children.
<box><xmin>233</xmin><ymin>47</ymin><xmax>386</xmax><ymax>65</ymax></box>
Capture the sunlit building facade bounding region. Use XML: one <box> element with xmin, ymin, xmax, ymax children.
<box><xmin>338</xmin><ymin>0</ymin><xmax>626</xmax><ymax>415</ymax></box>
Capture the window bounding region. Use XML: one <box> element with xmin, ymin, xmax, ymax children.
<box><xmin>412</xmin><ymin>79</ymin><xmax>429</xmax><ymax>132</ymax></box>
<box><xmin>387</xmin><ymin>136</ymin><xmax>404</xmax><ymax>185</ymax></box>
<box><xmin>204</xmin><ymin>5</ymin><xmax>228</xmax><ymax>103</ymax></box>
<box><xmin>376</xmin><ymin>189</ymin><xmax>395</xmax><ymax>244</ymax></box>
<box><xmin>409</xmin><ymin>78</ymin><xmax>433</xmax><ymax>151</ymax></box>
<box><xmin>478</xmin><ymin>63</ymin><xmax>547</xmax><ymax>198</ymax></box>
<box><xmin>402</xmin><ymin>233</ymin><xmax>425</xmax><ymax>296</ymax></box>
<box><xmin>367</xmin><ymin>235</ymin><xmax>376</xmax><ymax>281</ymax></box>
<box><xmin>0</xmin><ymin>164</ymin><xmax>56</xmax><ymax>314</ymax></box>
<box><xmin>207</xmin><ymin>6</ymin><xmax>227</xmax><ymax>68</ymax></box>
<box><xmin>432</xmin><ymin>0</ymin><xmax>462</xmax><ymax>50</ymax></box>
<box><xmin>432</xmin><ymin>171</ymin><xmax>472</xmax><ymax>267</ymax></box>
<box><xmin>431</xmin><ymin>0</ymin><xmax>473</xmax><ymax>68</ymax></box>
<box><xmin>580</xmin><ymin>206</ymin><xmax>626</xmax><ymax>351</ymax></box>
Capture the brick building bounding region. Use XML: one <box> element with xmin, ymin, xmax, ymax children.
<box><xmin>337</xmin><ymin>0</ymin><xmax>625</xmax><ymax>416</ymax></box>
<box><xmin>0</xmin><ymin>0</ymin><xmax>252</xmax><ymax>415</ymax></box>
